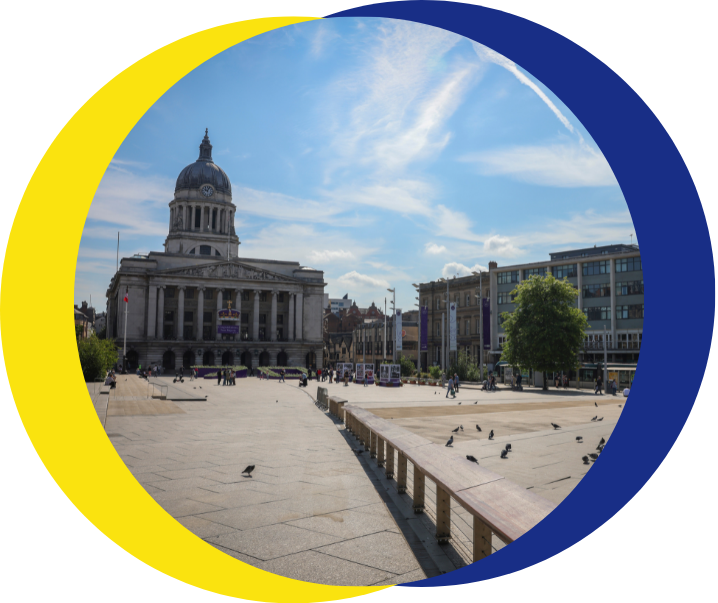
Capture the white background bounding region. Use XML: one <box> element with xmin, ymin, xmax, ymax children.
<box><xmin>1</xmin><ymin>1</ymin><xmax>715</xmax><ymax>601</ymax></box>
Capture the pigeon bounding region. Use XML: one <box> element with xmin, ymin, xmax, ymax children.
<box><xmin>551</xmin><ymin>423</ymin><xmax>561</xmax><ymax>430</ymax></box>
<box><xmin>595</xmin><ymin>401</ymin><xmax>598</xmax><ymax>407</ymax></box>
<box><xmin>458</xmin><ymin>402</ymin><xmax>462</xmax><ymax>405</ymax></box>
<box><xmin>446</xmin><ymin>436</ymin><xmax>454</xmax><ymax>447</ymax></box>
<box><xmin>474</xmin><ymin>401</ymin><xmax>478</xmax><ymax>405</ymax></box>
<box><xmin>460</xmin><ymin>425</ymin><xmax>464</xmax><ymax>431</ymax></box>
<box><xmin>242</xmin><ymin>465</ymin><xmax>255</xmax><ymax>477</ymax></box>
<box><xmin>588</xmin><ymin>453</ymin><xmax>599</xmax><ymax>461</ymax></box>
<box><xmin>597</xmin><ymin>417</ymin><xmax>604</xmax><ymax>422</ymax></box>
<box><xmin>476</xmin><ymin>425</ymin><xmax>482</xmax><ymax>432</ymax></box>
<box><xmin>353</xmin><ymin>449</ymin><xmax>363</xmax><ymax>455</ymax></box>
<box><xmin>618</xmin><ymin>405</ymin><xmax>622</xmax><ymax>408</ymax></box>
<box><xmin>505</xmin><ymin>444</ymin><xmax>512</xmax><ymax>452</ymax></box>
<box><xmin>500</xmin><ymin>449</ymin><xmax>508</xmax><ymax>459</ymax></box>
<box><xmin>452</xmin><ymin>426</ymin><xmax>460</xmax><ymax>433</ymax></box>
<box><xmin>466</xmin><ymin>455</ymin><xmax>478</xmax><ymax>464</ymax></box>
<box><xmin>488</xmin><ymin>430</ymin><xmax>494</xmax><ymax>440</ymax></box>
<box><xmin>199</xmin><ymin>387</ymin><xmax>202</xmax><ymax>389</ymax></box>
<box><xmin>193</xmin><ymin>387</ymin><xmax>196</xmax><ymax>389</ymax></box>
<box><xmin>598</xmin><ymin>437</ymin><xmax>606</xmax><ymax>447</ymax></box>
<box><xmin>576</xmin><ymin>436</ymin><xmax>583</xmax><ymax>442</ymax></box>
<box><xmin>591</xmin><ymin>416</ymin><xmax>597</xmax><ymax>422</ymax></box>
<box><xmin>597</xmin><ymin>444</ymin><xmax>605</xmax><ymax>453</ymax></box>
<box><xmin>582</xmin><ymin>455</ymin><xmax>590</xmax><ymax>465</ymax></box>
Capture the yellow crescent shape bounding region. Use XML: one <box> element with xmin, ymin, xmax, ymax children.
<box><xmin>1</xmin><ymin>18</ymin><xmax>390</xmax><ymax>601</ymax></box>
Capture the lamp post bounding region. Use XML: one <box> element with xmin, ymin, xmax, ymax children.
<box><xmin>387</xmin><ymin>287</ymin><xmax>396</xmax><ymax>363</ymax></box>
<box><xmin>413</xmin><ymin>283</ymin><xmax>421</xmax><ymax>375</ymax></box>
<box><xmin>437</xmin><ymin>277</ymin><xmax>451</xmax><ymax>371</ymax></box>
<box><xmin>472</xmin><ymin>271</ymin><xmax>484</xmax><ymax>381</ymax></box>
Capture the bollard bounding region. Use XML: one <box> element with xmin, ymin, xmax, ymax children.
<box><xmin>473</xmin><ymin>516</ymin><xmax>492</xmax><ymax>561</ymax></box>
<box><xmin>385</xmin><ymin>443</ymin><xmax>395</xmax><ymax>479</ymax></box>
<box><xmin>377</xmin><ymin>436</ymin><xmax>385</xmax><ymax>467</ymax></box>
<box><xmin>436</xmin><ymin>485</ymin><xmax>451</xmax><ymax>543</ymax></box>
<box><xmin>397</xmin><ymin>452</ymin><xmax>407</xmax><ymax>493</ymax></box>
<box><xmin>413</xmin><ymin>467</ymin><xmax>425</xmax><ymax>513</ymax></box>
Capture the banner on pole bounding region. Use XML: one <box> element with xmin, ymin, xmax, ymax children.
<box><xmin>482</xmin><ymin>298</ymin><xmax>491</xmax><ymax>350</ymax></box>
<box><xmin>449</xmin><ymin>303</ymin><xmax>457</xmax><ymax>351</ymax></box>
<box><xmin>420</xmin><ymin>306</ymin><xmax>428</xmax><ymax>351</ymax></box>
<box><xmin>395</xmin><ymin>309</ymin><xmax>402</xmax><ymax>351</ymax></box>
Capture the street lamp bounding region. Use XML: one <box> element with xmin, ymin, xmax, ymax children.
<box><xmin>413</xmin><ymin>284</ymin><xmax>422</xmax><ymax>375</ymax></box>
<box><xmin>437</xmin><ymin>278</ymin><xmax>451</xmax><ymax>372</ymax></box>
<box><xmin>387</xmin><ymin>288</ymin><xmax>396</xmax><ymax>362</ymax></box>
<box><xmin>472</xmin><ymin>271</ymin><xmax>484</xmax><ymax>381</ymax></box>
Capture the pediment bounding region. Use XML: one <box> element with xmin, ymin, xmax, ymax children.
<box><xmin>157</xmin><ymin>260</ymin><xmax>299</xmax><ymax>283</ymax></box>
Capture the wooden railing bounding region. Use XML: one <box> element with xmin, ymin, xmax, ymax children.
<box><xmin>329</xmin><ymin>398</ymin><xmax>556</xmax><ymax>562</ymax></box>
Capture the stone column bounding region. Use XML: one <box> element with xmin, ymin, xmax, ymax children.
<box><xmin>490</xmin><ymin>270</ymin><xmax>498</xmax><ymax>353</ymax></box>
<box><xmin>156</xmin><ymin>286</ymin><xmax>165</xmax><ymax>339</ymax></box>
<box><xmin>295</xmin><ymin>291</ymin><xmax>304</xmax><ymax>341</ymax></box>
<box><xmin>215</xmin><ymin>289</ymin><xmax>223</xmax><ymax>341</ymax></box>
<box><xmin>385</xmin><ymin>443</ymin><xmax>395</xmax><ymax>479</ymax></box>
<box><xmin>253</xmin><ymin>290</ymin><xmax>261</xmax><ymax>341</ymax></box>
<box><xmin>271</xmin><ymin>291</ymin><xmax>278</xmax><ymax>342</ymax></box>
<box><xmin>147</xmin><ymin>285</ymin><xmax>157</xmax><ymax>339</ymax></box>
<box><xmin>577</xmin><ymin>262</ymin><xmax>583</xmax><ymax>311</ymax></box>
<box><xmin>196</xmin><ymin>287</ymin><xmax>205</xmax><ymax>341</ymax></box>
<box><xmin>177</xmin><ymin>286</ymin><xmax>185</xmax><ymax>340</ymax></box>
<box><xmin>288</xmin><ymin>293</ymin><xmax>295</xmax><ymax>341</ymax></box>
<box><xmin>610</xmin><ymin>258</ymin><xmax>616</xmax><ymax>348</ymax></box>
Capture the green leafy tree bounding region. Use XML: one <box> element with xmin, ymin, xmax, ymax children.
<box><xmin>500</xmin><ymin>274</ymin><xmax>587</xmax><ymax>390</ymax></box>
<box><xmin>449</xmin><ymin>350</ymin><xmax>481</xmax><ymax>382</ymax></box>
<box><xmin>77</xmin><ymin>334</ymin><xmax>118</xmax><ymax>381</ymax></box>
<box><xmin>398</xmin><ymin>354</ymin><xmax>416</xmax><ymax>377</ymax></box>
<box><xmin>428</xmin><ymin>365</ymin><xmax>442</xmax><ymax>379</ymax></box>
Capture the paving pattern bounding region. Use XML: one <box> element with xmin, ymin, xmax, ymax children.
<box><xmin>101</xmin><ymin>376</ymin><xmax>433</xmax><ymax>586</ymax></box>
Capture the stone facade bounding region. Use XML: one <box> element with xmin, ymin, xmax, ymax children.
<box><xmin>106</xmin><ymin>131</ymin><xmax>325</xmax><ymax>371</ymax></box>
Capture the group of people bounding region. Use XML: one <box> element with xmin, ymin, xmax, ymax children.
<box><xmin>217</xmin><ymin>368</ymin><xmax>237</xmax><ymax>386</ymax></box>
<box><xmin>554</xmin><ymin>374</ymin><xmax>569</xmax><ymax>389</ymax></box>
<box><xmin>482</xmin><ymin>373</ymin><xmax>497</xmax><ymax>391</ymax></box>
<box><xmin>511</xmin><ymin>372</ymin><xmax>524</xmax><ymax>391</ymax></box>
<box><xmin>445</xmin><ymin>372</ymin><xmax>461</xmax><ymax>398</ymax></box>
<box><xmin>594</xmin><ymin>375</ymin><xmax>619</xmax><ymax>396</ymax></box>
<box><xmin>104</xmin><ymin>370</ymin><xmax>117</xmax><ymax>389</ymax></box>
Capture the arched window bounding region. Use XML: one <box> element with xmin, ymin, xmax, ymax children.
<box><xmin>200</xmin><ymin>245</ymin><xmax>211</xmax><ymax>255</ymax></box>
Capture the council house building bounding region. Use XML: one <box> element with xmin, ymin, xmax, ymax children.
<box><xmin>105</xmin><ymin>130</ymin><xmax>326</xmax><ymax>372</ymax></box>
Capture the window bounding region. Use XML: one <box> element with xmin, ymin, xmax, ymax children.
<box><xmin>423</xmin><ymin>298</ymin><xmax>428</xmax><ymax>307</ymax></box>
<box><xmin>616</xmin><ymin>304</ymin><xmax>644</xmax><ymax>319</ymax></box>
<box><xmin>259</xmin><ymin>327</ymin><xmax>266</xmax><ymax>341</ymax></box>
<box><xmin>164</xmin><ymin>310</ymin><xmax>174</xmax><ymax>322</ymax></box>
<box><xmin>223</xmin><ymin>289</ymin><xmax>233</xmax><ymax>302</ymax></box>
<box><xmin>582</xmin><ymin>260</ymin><xmax>609</xmax><ymax>276</ymax></box>
<box><xmin>436</xmin><ymin>298</ymin><xmax>441</xmax><ymax>310</ymax></box>
<box><xmin>259</xmin><ymin>292</ymin><xmax>267</xmax><ymax>302</ymax></box>
<box><xmin>183</xmin><ymin>325</ymin><xmax>193</xmax><ymax>340</ymax></box>
<box><xmin>241</xmin><ymin>326</ymin><xmax>249</xmax><ymax>340</ymax></box>
<box><xmin>185</xmin><ymin>289</ymin><xmax>194</xmax><ymax>300</ymax></box>
<box><xmin>199</xmin><ymin>245</ymin><xmax>211</xmax><ymax>256</ymax></box>
<box><xmin>465</xmin><ymin>320</ymin><xmax>470</xmax><ymax>336</ymax></box>
<box><xmin>203</xmin><ymin>312</ymin><xmax>212</xmax><ymax>323</ymax></box>
<box><xmin>497</xmin><ymin>271</ymin><xmax>519</xmax><ymax>284</ymax></box>
<box><xmin>553</xmin><ymin>264</ymin><xmax>577</xmax><ymax>279</ymax></box>
<box><xmin>241</xmin><ymin>312</ymin><xmax>249</xmax><ymax>324</ymax></box>
<box><xmin>617</xmin><ymin>332</ymin><xmax>642</xmax><ymax>349</ymax></box>
<box><xmin>203</xmin><ymin>326</ymin><xmax>212</xmax><ymax>340</ymax></box>
<box><xmin>436</xmin><ymin>323</ymin><xmax>441</xmax><ymax>337</ymax></box>
<box><xmin>194</xmin><ymin>207</ymin><xmax>201</xmax><ymax>228</ymax></box>
<box><xmin>259</xmin><ymin>314</ymin><xmax>266</xmax><ymax>324</ymax></box>
<box><xmin>215</xmin><ymin>250</ymin><xmax>221</xmax><ymax>256</ymax></box>
<box><xmin>497</xmin><ymin>290</ymin><xmax>518</xmax><ymax>304</ymax></box>
<box><xmin>276</xmin><ymin>328</ymin><xmax>283</xmax><ymax>340</ymax></box>
<box><xmin>277</xmin><ymin>315</ymin><xmax>283</xmax><ymax>325</ymax></box>
<box><xmin>523</xmin><ymin>267</ymin><xmax>547</xmax><ymax>279</ymax></box>
<box><xmin>466</xmin><ymin>294</ymin><xmax>471</xmax><ymax>307</ymax></box>
<box><xmin>212</xmin><ymin>208</ymin><xmax>217</xmax><ymax>230</ymax></box>
<box><xmin>183</xmin><ymin>311</ymin><xmax>193</xmax><ymax>323</ymax></box>
<box><xmin>278</xmin><ymin>293</ymin><xmax>284</xmax><ymax>303</ymax></box>
<box><xmin>601</xmin><ymin>250</ymin><xmax>610</xmax><ymax>255</ymax></box>
<box><xmin>582</xmin><ymin>283</ymin><xmax>611</xmax><ymax>298</ymax></box>
<box><xmin>165</xmin><ymin>287</ymin><xmax>175</xmax><ymax>299</ymax></box>
<box><xmin>616</xmin><ymin>257</ymin><xmax>642</xmax><ymax>273</ymax></box>
<box><xmin>583</xmin><ymin>306</ymin><xmax>610</xmax><ymax>321</ymax></box>
<box><xmin>163</xmin><ymin>325</ymin><xmax>174</xmax><ymax>339</ymax></box>
<box><xmin>498</xmin><ymin>335</ymin><xmax>507</xmax><ymax>349</ymax></box>
<box><xmin>616</xmin><ymin>280</ymin><xmax>644</xmax><ymax>295</ymax></box>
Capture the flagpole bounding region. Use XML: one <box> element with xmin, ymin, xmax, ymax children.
<box><xmin>123</xmin><ymin>289</ymin><xmax>128</xmax><ymax>374</ymax></box>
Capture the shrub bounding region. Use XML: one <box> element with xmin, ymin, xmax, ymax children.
<box><xmin>77</xmin><ymin>334</ymin><xmax>118</xmax><ymax>381</ymax></box>
<box><xmin>448</xmin><ymin>351</ymin><xmax>481</xmax><ymax>382</ymax></box>
<box><xmin>428</xmin><ymin>365</ymin><xmax>442</xmax><ymax>379</ymax></box>
<box><xmin>398</xmin><ymin>354</ymin><xmax>416</xmax><ymax>377</ymax></box>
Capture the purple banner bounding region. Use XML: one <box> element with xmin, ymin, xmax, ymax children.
<box><xmin>420</xmin><ymin>306</ymin><xmax>428</xmax><ymax>351</ymax></box>
<box><xmin>218</xmin><ymin>325</ymin><xmax>239</xmax><ymax>334</ymax></box>
<box><xmin>482</xmin><ymin>298</ymin><xmax>491</xmax><ymax>349</ymax></box>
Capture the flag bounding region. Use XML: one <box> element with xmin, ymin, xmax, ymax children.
<box><xmin>123</xmin><ymin>290</ymin><xmax>129</xmax><ymax>303</ymax></box>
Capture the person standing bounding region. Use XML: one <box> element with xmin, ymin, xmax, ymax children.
<box><xmin>217</xmin><ymin>370</ymin><xmax>221</xmax><ymax>386</ymax></box>
<box><xmin>454</xmin><ymin>373</ymin><xmax>460</xmax><ymax>393</ymax></box>
<box><xmin>446</xmin><ymin>375</ymin><xmax>453</xmax><ymax>398</ymax></box>
<box><xmin>363</xmin><ymin>373</ymin><xmax>367</xmax><ymax>387</ymax></box>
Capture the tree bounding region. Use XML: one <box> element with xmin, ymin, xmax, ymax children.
<box><xmin>77</xmin><ymin>334</ymin><xmax>118</xmax><ymax>381</ymax></box>
<box><xmin>449</xmin><ymin>350</ymin><xmax>481</xmax><ymax>382</ymax></box>
<box><xmin>500</xmin><ymin>274</ymin><xmax>587</xmax><ymax>390</ymax></box>
<box><xmin>398</xmin><ymin>354</ymin><xmax>416</xmax><ymax>377</ymax></box>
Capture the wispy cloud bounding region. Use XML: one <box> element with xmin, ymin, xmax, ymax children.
<box><xmin>309</xmin><ymin>22</ymin><xmax>340</xmax><ymax>57</ymax></box>
<box><xmin>472</xmin><ymin>41</ymin><xmax>578</xmax><ymax>138</ymax></box>
<box><xmin>460</xmin><ymin>143</ymin><xmax>617</xmax><ymax>187</ymax></box>
<box><xmin>336</xmin><ymin>270</ymin><xmax>390</xmax><ymax>290</ymax></box>
<box><xmin>309</xmin><ymin>249</ymin><xmax>356</xmax><ymax>263</ymax></box>
<box><xmin>425</xmin><ymin>242</ymin><xmax>448</xmax><ymax>255</ymax></box>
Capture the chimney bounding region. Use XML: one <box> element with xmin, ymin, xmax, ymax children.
<box><xmin>489</xmin><ymin>261</ymin><xmax>498</xmax><ymax>270</ymax></box>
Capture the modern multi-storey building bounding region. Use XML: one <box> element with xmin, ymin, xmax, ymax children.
<box><xmin>490</xmin><ymin>244</ymin><xmax>643</xmax><ymax>367</ymax></box>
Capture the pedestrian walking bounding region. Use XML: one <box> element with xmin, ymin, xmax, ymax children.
<box><xmin>217</xmin><ymin>370</ymin><xmax>221</xmax><ymax>386</ymax></box>
<box><xmin>363</xmin><ymin>373</ymin><xmax>367</xmax><ymax>387</ymax></box>
<box><xmin>454</xmin><ymin>373</ymin><xmax>460</xmax><ymax>393</ymax></box>
<box><xmin>446</xmin><ymin>376</ymin><xmax>453</xmax><ymax>398</ymax></box>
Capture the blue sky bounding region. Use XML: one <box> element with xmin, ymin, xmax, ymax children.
<box><xmin>76</xmin><ymin>17</ymin><xmax>634</xmax><ymax>314</ymax></box>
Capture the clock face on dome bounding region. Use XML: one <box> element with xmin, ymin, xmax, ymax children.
<box><xmin>201</xmin><ymin>185</ymin><xmax>214</xmax><ymax>197</ymax></box>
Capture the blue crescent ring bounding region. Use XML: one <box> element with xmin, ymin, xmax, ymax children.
<box><xmin>326</xmin><ymin>1</ymin><xmax>714</xmax><ymax>588</ymax></box>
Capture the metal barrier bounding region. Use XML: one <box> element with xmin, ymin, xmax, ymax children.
<box><xmin>148</xmin><ymin>380</ymin><xmax>168</xmax><ymax>400</ymax></box>
<box><xmin>339</xmin><ymin>403</ymin><xmax>556</xmax><ymax>563</ymax></box>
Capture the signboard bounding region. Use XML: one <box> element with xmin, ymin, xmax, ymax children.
<box><xmin>449</xmin><ymin>303</ymin><xmax>457</xmax><ymax>351</ymax></box>
<box><xmin>379</xmin><ymin>364</ymin><xmax>401</xmax><ymax>384</ymax></box>
<box><xmin>420</xmin><ymin>306</ymin><xmax>428</xmax><ymax>351</ymax></box>
<box><xmin>356</xmin><ymin>363</ymin><xmax>365</xmax><ymax>382</ymax></box>
<box><xmin>395</xmin><ymin>310</ymin><xmax>402</xmax><ymax>351</ymax></box>
<box><xmin>336</xmin><ymin>363</ymin><xmax>353</xmax><ymax>378</ymax></box>
<box><xmin>482</xmin><ymin>298</ymin><xmax>491</xmax><ymax>350</ymax></box>
<box><xmin>355</xmin><ymin>363</ymin><xmax>375</xmax><ymax>383</ymax></box>
<box><xmin>218</xmin><ymin>325</ymin><xmax>239</xmax><ymax>334</ymax></box>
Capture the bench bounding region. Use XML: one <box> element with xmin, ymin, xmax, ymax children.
<box><xmin>342</xmin><ymin>403</ymin><xmax>556</xmax><ymax>560</ymax></box>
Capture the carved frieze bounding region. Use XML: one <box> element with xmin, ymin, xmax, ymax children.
<box><xmin>160</xmin><ymin>262</ymin><xmax>286</xmax><ymax>282</ymax></box>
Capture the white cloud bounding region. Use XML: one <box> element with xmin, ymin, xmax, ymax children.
<box><xmin>472</xmin><ymin>41</ymin><xmax>578</xmax><ymax>138</ymax></box>
<box><xmin>441</xmin><ymin>262</ymin><xmax>488</xmax><ymax>278</ymax></box>
<box><xmin>309</xmin><ymin>23</ymin><xmax>339</xmax><ymax>57</ymax></box>
<box><xmin>308</xmin><ymin>249</ymin><xmax>356</xmax><ymax>263</ymax></box>
<box><xmin>323</xmin><ymin>179</ymin><xmax>434</xmax><ymax>216</ymax></box>
<box><xmin>483</xmin><ymin>234</ymin><xmax>521</xmax><ymax>257</ymax></box>
<box><xmin>460</xmin><ymin>143</ymin><xmax>618</xmax><ymax>187</ymax></box>
<box><xmin>425</xmin><ymin>243</ymin><xmax>448</xmax><ymax>255</ymax></box>
<box><xmin>336</xmin><ymin>271</ymin><xmax>390</xmax><ymax>290</ymax></box>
